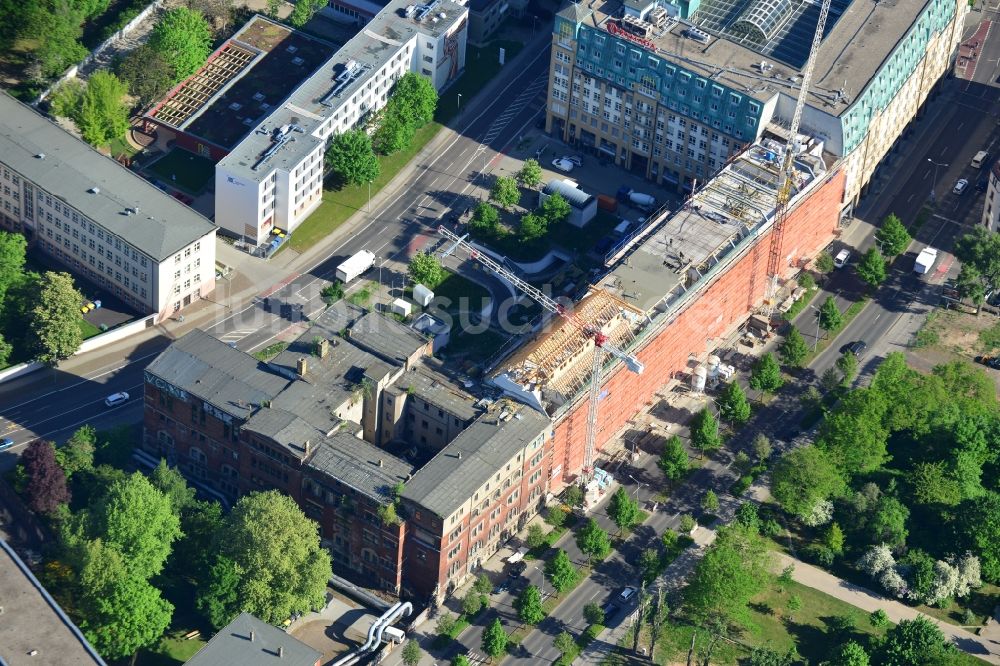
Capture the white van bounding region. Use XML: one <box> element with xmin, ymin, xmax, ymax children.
<box><xmin>833</xmin><ymin>249</ymin><xmax>851</xmax><ymax>268</ymax></box>
<box><xmin>972</xmin><ymin>151</ymin><xmax>989</xmax><ymax>169</ymax></box>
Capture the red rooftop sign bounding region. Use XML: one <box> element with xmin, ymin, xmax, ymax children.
<box><xmin>607</xmin><ymin>20</ymin><xmax>657</xmax><ymax>51</ymax></box>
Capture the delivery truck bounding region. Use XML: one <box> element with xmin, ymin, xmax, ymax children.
<box><xmin>336</xmin><ymin>250</ymin><xmax>376</xmax><ymax>283</ymax></box>
<box><xmin>914</xmin><ymin>247</ymin><xmax>938</xmax><ymax>275</ymax></box>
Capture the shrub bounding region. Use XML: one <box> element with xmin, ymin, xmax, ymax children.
<box><xmin>803</xmin><ymin>543</ymin><xmax>834</xmax><ymax>567</ymax></box>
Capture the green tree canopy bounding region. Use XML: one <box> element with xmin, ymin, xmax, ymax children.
<box><xmin>583</xmin><ymin>601</ymin><xmax>605</xmax><ymax>625</ymax></box>
<box><xmin>401</xmin><ymin>639</ymin><xmax>422</xmax><ymax>666</ymax></box>
<box><xmin>876</xmin><ymin>214</ymin><xmax>912</xmax><ymax>257</ymax></box>
<box><xmin>836</xmin><ymin>351</ymin><xmax>859</xmax><ymax>386</ymax></box>
<box><xmin>149</xmin><ymin>460</ymin><xmax>197</xmax><ymax>516</ymax></box>
<box><xmin>408</xmin><ymin>251</ymin><xmax>446</xmax><ymax>288</ymax></box>
<box><xmin>206</xmin><ymin>491</ymin><xmax>332</xmax><ymax>626</ymax></box>
<box><xmin>607</xmin><ymin>487</ymin><xmax>641</xmax><ymax>533</ymax></box>
<box><xmin>469</xmin><ymin>202</ymin><xmax>501</xmax><ymax>236</ymax></box>
<box><xmin>856</xmin><ymin>247</ymin><xmax>888</xmax><ymax>288</ymax></box>
<box><xmin>816</xmin><ymin>388</ymin><xmax>889</xmax><ymax>477</ymax></box>
<box><xmin>0</xmin><ymin>231</ymin><xmax>26</xmax><ymax>305</ymax></box>
<box><xmin>954</xmin><ymin>226</ymin><xmax>1000</xmax><ymax>295</ymax></box>
<box><xmin>326</xmin><ymin>129</ymin><xmax>380</xmax><ymax>186</ymax></box>
<box><xmin>490</xmin><ymin>175</ymin><xmax>520</xmax><ymax>209</ymax></box>
<box><xmin>778</xmin><ymin>325</ymin><xmax>809</xmax><ymax>368</ymax></box>
<box><xmin>372</xmin><ymin>112</ymin><xmax>411</xmax><ymax>155</ymax></box>
<box><xmin>577</xmin><ymin>518</ymin><xmax>611</xmax><ymax>562</ymax></box>
<box><xmin>518</xmin><ymin>212</ymin><xmax>547</xmax><ymax>242</ymax></box>
<box><xmin>658</xmin><ymin>434</ymin><xmax>688</xmax><ymax>483</ymax></box>
<box><xmin>515</xmin><ymin>584</ymin><xmax>545</xmax><ymax>624</ymax></box>
<box><xmin>817</xmin><ymin>296</ymin><xmax>843</xmax><ymax>332</ymax></box>
<box><xmin>149</xmin><ymin>7</ymin><xmax>212</xmax><ymax>82</ymax></box>
<box><xmin>115</xmin><ymin>44</ymin><xmax>176</xmax><ymax>109</ymax></box>
<box><xmin>831</xmin><ymin>641</ymin><xmax>870</xmax><ymax>666</ymax></box>
<box><xmin>771</xmin><ymin>445</ymin><xmax>845</xmax><ymax>520</ymax></box>
<box><xmin>75</xmin><ymin>71</ymin><xmax>130</xmax><ymax>147</ymax></box>
<box><xmin>718</xmin><ymin>380</ymin><xmax>752</xmax><ymax>425</ymax></box>
<box><xmin>387</xmin><ymin>72</ymin><xmax>437</xmax><ymax>128</ymax></box>
<box><xmin>749</xmin><ymin>352</ymin><xmax>784</xmax><ymax>394</ymax></box>
<box><xmin>287</xmin><ymin>0</ymin><xmax>327</xmax><ymax>27</ymax></box>
<box><xmin>27</xmin><ymin>271</ymin><xmax>84</xmax><ymax>365</ymax></box>
<box><xmin>956</xmin><ymin>263</ymin><xmax>987</xmax><ymax>306</ymax></box>
<box><xmin>544</xmin><ymin>548</ymin><xmax>579</xmax><ymax>593</ymax></box>
<box><xmin>877</xmin><ymin>616</ymin><xmax>957</xmax><ymax>666</ymax></box>
<box><xmin>56</xmin><ymin>425</ymin><xmax>95</xmax><ymax>478</ymax></box>
<box><xmin>816</xmin><ymin>251</ymin><xmax>835</xmax><ymax>273</ymax></box>
<box><xmin>958</xmin><ymin>491</ymin><xmax>1000</xmax><ymax>583</ymax></box>
<box><xmin>539</xmin><ymin>192</ymin><xmax>571</xmax><ymax>225</ymax></box>
<box><xmin>481</xmin><ymin>618</ymin><xmax>508</xmax><ymax>660</ymax></box>
<box><xmin>27</xmin><ymin>0</ymin><xmax>89</xmax><ymax>78</ymax></box>
<box><xmin>517</xmin><ymin>159</ymin><xmax>543</xmax><ymax>188</ymax></box>
<box><xmin>690</xmin><ymin>408</ymin><xmax>722</xmax><ymax>454</ymax></box>
<box><xmin>701</xmin><ymin>489</ymin><xmax>720</xmax><ymax>513</ymax></box>
<box><xmin>554</xmin><ymin>630</ymin><xmax>575</xmax><ymax>655</ymax></box>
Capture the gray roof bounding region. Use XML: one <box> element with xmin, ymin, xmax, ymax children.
<box><xmin>347</xmin><ymin>311</ymin><xmax>429</xmax><ymax>366</ymax></box>
<box><xmin>243</xmin><ymin>407</ymin><xmax>322</xmax><ymax>455</ymax></box>
<box><xmin>307</xmin><ymin>431</ymin><xmax>414</xmax><ymax>503</ymax></box>
<box><xmin>0</xmin><ymin>93</ymin><xmax>216</xmax><ymax>261</ymax></box>
<box><xmin>390</xmin><ymin>365</ymin><xmax>479</xmax><ymax>422</ymax></box>
<box><xmin>145</xmin><ymin>329</ymin><xmax>289</xmax><ymax>421</ymax></box>
<box><xmin>403</xmin><ymin>404</ymin><xmax>550</xmax><ymax>518</ymax></box>
<box><xmin>0</xmin><ymin>540</ymin><xmax>106</xmax><ymax>666</ymax></box>
<box><xmin>542</xmin><ymin>179</ymin><xmax>595</xmax><ymax>209</ymax></box>
<box><xmin>218</xmin><ymin>0</ymin><xmax>468</xmax><ymax>183</ymax></box>
<box><xmin>185</xmin><ymin>613</ymin><xmax>321</xmax><ymax>666</ymax></box>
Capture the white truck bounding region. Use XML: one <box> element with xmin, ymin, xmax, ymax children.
<box><xmin>914</xmin><ymin>247</ymin><xmax>938</xmax><ymax>275</ymax></box>
<box><xmin>336</xmin><ymin>250</ymin><xmax>376</xmax><ymax>283</ymax></box>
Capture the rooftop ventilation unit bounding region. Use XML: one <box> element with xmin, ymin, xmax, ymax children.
<box><xmin>252</xmin><ymin>123</ymin><xmax>304</xmax><ymax>172</ymax></box>
<box><xmin>404</xmin><ymin>4</ymin><xmax>416</xmax><ymax>16</ymax></box>
<box><xmin>684</xmin><ymin>27</ymin><xmax>710</xmax><ymax>43</ymax></box>
<box><xmin>286</xmin><ymin>45</ymin><xmax>298</xmax><ymax>53</ymax></box>
<box><xmin>757</xmin><ymin>60</ymin><xmax>772</xmax><ymax>72</ymax></box>
<box><xmin>320</xmin><ymin>60</ymin><xmax>368</xmax><ymax>106</ymax></box>
<box><xmin>229</xmin><ymin>102</ymin><xmax>242</xmax><ymax>110</ymax></box>
<box><xmin>35</xmin><ymin>153</ymin><xmax>45</xmax><ymax>159</ymax></box>
<box><xmin>621</xmin><ymin>13</ymin><xmax>652</xmax><ymax>37</ymax></box>
<box><xmin>414</xmin><ymin>0</ymin><xmax>441</xmax><ymax>21</ymax></box>
<box><xmin>647</xmin><ymin>6</ymin><xmax>668</xmax><ymax>27</ymax></box>
<box><xmin>89</xmin><ymin>187</ymin><xmax>100</xmax><ymax>194</ymax></box>
<box><xmin>253</xmin><ymin>92</ymin><xmax>265</xmax><ymax>102</ymax></box>
<box><xmin>292</xmin><ymin>56</ymin><xmax>304</xmax><ymax>65</ymax></box>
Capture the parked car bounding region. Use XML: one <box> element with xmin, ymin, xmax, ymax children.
<box><xmin>508</xmin><ymin>560</ymin><xmax>527</xmax><ymax>578</ymax></box>
<box><xmin>492</xmin><ymin>580</ymin><xmax>510</xmax><ymax>595</ymax></box>
<box><xmin>833</xmin><ymin>249</ymin><xmax>851</xmax><ymax>268</ymax></box>
<box><xmin>974</xmin><ymin>355</ymin><xmax>1000</xmax><ymax>369</ymax></box>
<box><xmin>104</xmin><ymin>392</ymin><xmax>130</xmax><ymax>408</ymax></box>
<box><xmin>977</xmin><ymin>175</ymin><xmax>989</xmax><ymax>192</ymax></box>
<box><xmin>952</xmin><ymin>179</ymin><xmax>969</xmax><ymax>195</ymax></box>
<box><xmin>618</xmin><ymin>586</ymin><xmax>637</xmax><ymax>603</ymax></box>
<box><xmin>846</xmin><ymin>340</ymin><xmax>868</xmax><ymax>358</ymax></box>
<box><xmin>602</xmin><ymin>601</ymin><xmax>620</xmax><ymax>621</ymax></box>
<box><xmin>562</xmin><ymin>154</ymin><xmax>583</xmax><ymax>167</ymax></box>
<box><xmin>0</xmin><ymin>438</ymin><xmax>14</xmax><ymax>451</ymax></box>
<box><xmin>551</xmin><ymin>157</ymin><xmax>575</xmax><ymax>173</ymax></box>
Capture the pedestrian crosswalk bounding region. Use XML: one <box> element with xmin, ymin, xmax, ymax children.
<box><xmin>477</xmin><ymin>75</ymin><xmax>548</xmax><ymax>148</ymax></box>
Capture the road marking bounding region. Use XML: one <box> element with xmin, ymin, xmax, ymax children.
<box><xmin>5</xmin><ymin>386</ymin><xmax>144</xmax><ymax>442</ymax></box>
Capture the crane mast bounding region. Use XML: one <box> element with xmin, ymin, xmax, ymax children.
<box><xmin>763</xmin><ymin>0</ymin><xmax>833</xmax><ymax>313</ymax></box>
<box><xmin>437</xmin><ymin>226</ymin><xmax>643</xmax><ymax>481</ymax></box>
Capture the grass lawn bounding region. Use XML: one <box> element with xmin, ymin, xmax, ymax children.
<box><xmin>436</xmin><ymin>40</ymin><xmax>525</xmax><ymax>124</ymax></box>
<box><xmin>289</xmin><ymin>122</ymin><xmax>441</xmax><ymax>252</ymax></box>
<box><xmin>913</xmin><ymin>583</ymin><xmax>1000</xmax><ymax>628</ymax></box>
<box><xmin>135</xmin><ymin>630</ymin><xmax>207</xmax><ymax>666</ymax></box>
<box><xmin>431</xmin><ymin>271</ymin><xmax>491</xmax><ymax>314</ymax></box>
<box><xmin>800</xmin><ymin>298</ymin><xmax>869</xmax><ymax>365</ymax></box>
<box><xmin>253</xmin><ymin>341</ymin><xmax>289</xmax><ymax>361</ymax></box>
<box><xmin>474</xmin><ymin>209</ymin><xmax>622</xmax><ymax>264</ymax></box>
<box><xmin>147</xmin><ymin>149</ymin><xmax>216</xmax><ymax>195</ymax></box>
<box><xmin>106</xmin><ymin>135</ymin><xmax>139</xmax><ymax>160</ymax></box>
<box><xmin>78</xmin><ymin>319</ymin><xmax>102</xmax><ymax>339</ymax></box>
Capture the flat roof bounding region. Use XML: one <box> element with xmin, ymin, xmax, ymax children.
<box><xmin>347</xmin><ymin>311</ymin><xmax>429</xmax><ymax>365</ymax></box>
<box><xmin>306</xmin><ymin>431</ymin><xmax>414</xmax><ymax>503</ymax></box>
<box><xmin>564</xmin><ymin>0</ymin><xmax>943</xmax><ymax>116</ymax></box>
<box><xmin>0</xmin><ymin>94</ymin><xmax>216</xmax><ymax>261</ymax></box>
<box><xmin>218</xmin><ymin>0</ymin><xmax>467</xmax><ymax>183</ymax></box>
<box><xmin>0</xmin><ymin>540</ymin><xmax>106</xmax><ymax>666</ymax></box>
<box><xmin>403</xmin><ymin>403</ymin><xmax>550</xmax><ymax>518</ymax></box>
<box><xmin>388</xmin><ymin>364</ymin><xmax>480</xmax><ymax>421</ymax></box>
<box><xmin>186</xmin><ymin>612</ymin><xmax>320</xmax><ymax>666</ymax></box>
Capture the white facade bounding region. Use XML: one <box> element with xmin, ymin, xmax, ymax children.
<box><xmin>983</xmin><ymin>163</ymin><xmax>1000</xmax><ymax>233</ymax></box>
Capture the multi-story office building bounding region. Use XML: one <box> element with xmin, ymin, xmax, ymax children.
<box><xmin>982</xmin><ymin>161</ymin><xmax>1000</xmax><ymax>233</ymax></box>
<box><xmin>0</xmin><ymin>94</ymin><xmax>216</xmax><ymax>320</ymax></box>
<box><xmin>545</xmin><ymin>0</ymin><xmax>965</xmax><ymax>208</ymax></box>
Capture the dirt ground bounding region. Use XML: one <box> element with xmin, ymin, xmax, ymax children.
<box><xmin>906</xmin><ymin>309</ymin><xmax>1000</xmax><ymax>392</ymax></box>
<box><xmin>290</xmin><ymin>619</ymin><xmax>352</xmax><ymax>664</ymax></box>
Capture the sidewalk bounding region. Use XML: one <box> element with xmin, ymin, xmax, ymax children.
<box><xmin>774</xmin><ymin>553</ymin><xmax>1000</xmax><ymax>665</ymax></box>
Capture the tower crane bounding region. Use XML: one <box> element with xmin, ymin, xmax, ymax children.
<box><xmin>437</xmin><ymin>226</ymin><xmax>643</xmax><ymax>482</ymax></box>
<box><xmin>761</xmin><ymin>0</ymin><xmax>834</xmax><ymax>314</ymax></box>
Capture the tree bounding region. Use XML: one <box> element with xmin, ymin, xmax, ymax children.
<box><xmin>539</xmin><ymin>192</ymin><xmax>571</xmax><ymax>225</ymax></box>
<box><xmin>683</xmin><ymin>524</ymin><xmax>772</xmax><ymax>630</ymax></box>
<box><xmin>287</xmin><ymin>0</ymin><xmax>327</xmax><ymax>27</ymax></box>
<box><xmin>583</xmin><ymin>602</ymin><xmax>605</xmax><ymax>625</ymax></box>
<box><xmin>607</xmin><ymin>487</ymin><xmax>641</xmax><ymax>533</ymax></box>
<box><xmin>735</xmin><ymin>502</ymin><xmax>760</xmax><ymax>532</ymax></box>
<box><xmin>76</xmin><ymin>540</ymin><xmax>173</xmax><ymax>660</ymax></box>
<box><xmin>545</xmin><ymin>506</ymin><xmax>567</xmax><ymax>528</ymax></box>
<box><xmin>27</xmin><ymin>271</ymin><xmax>83</xmax><ymax>365</ymax></box>
<box><xmin>169</xmin><ymin>499</ymin><xmax>222</xmax><ymax>583</ymax></box>
<box><xmin>408</xmin><ymin>251</ymin><xmax>446</xmax><ymax>288</ymax></box>
<box><xmin>912</xmin><ymin>461</ymin><xmax>963</xmax><ymax>507</ymax></box>
<box><xmin>93</xmin><ymin>472</ymin><xmax>182</xmax><ymax>579</ymax></box>
<box><xmin>149</xmin><ymin>7</ymin><xmax>212</xmax><ymax>82</ymax></box>
<box><xmin>856</xmin><ymin>247</ymin><xmax>888</xmax><ymax>288</ymax></box>
<box><xmin>525</xmin><ymin>523</ymin><xmax>546</xmax><ymax>549</ymax></box>
<box><xmin>954</xmin><ymin>227</ymin><xmax>1000</xmax><ymax>296</ymax></box>
<box><xmin>0</xmin><ymin>333</ymin><xmax>11</xmax><ymax>368</ymax></box>
<box><xmin>0</xmin><ymin>231</ymin><xmax>26</xmax><ymax>305</ymax></box>
<box><xmin>372</xmin><ymin>112</ymin><xmax>411</xmax><ymax>154</ymax></box>
<box><xmin>27</xmin><ymin>1</ymin><xmax>89</xmax><ymax>78</ymax></box>
<box><xmin>648</xmin><ymin>586</ymin><xmax>669</xmax><ymax>656</ymax></box>
<box><xmin>958</xmin><ymin>491</ymin><xmax>1000</xmax><ymax>583</ymax></box>
<box><xmin>817</xmin><ymin>296</ymin><xmax>843</xmax><ymax>333</ymax></box>
<box><xmin>517</xmin><ymin>159</ymin><xmax>543</xmax><ymax>188</ymax></box>
<box><xmin>825</xmin><ymin>522</ymin><xmax>845</xmax><ymax>555</ymax></box>
<box><xmin>658</xmin><ymin>434</ymin><xmax>688</xmax><ymax>483</ymax></box>
<box><xmin>515</xmin><ymin>584</ymin><xmax>545</xmax><ymax>624</ymax></box>
<box><xmin>401</xmin><ymin>639</ymin><xmax>422</xmax><ymax>666</ymax></box>
<box><xmin>718</xmin><ymin>380</ymin><xmax>751</xmax><ymax>425</ymax></box>
<box><xmin>56</xmin><ymin>425</ymin><xmax>95</xmax><ymax>478</ymax></box>
<box><xmin>554</xmin><ymin>630</ymin><xmax>575</xmax><ymax>656</ymax></box>
<box><xmin>461</xmin><ymin>591</ymin><xmax>483</xmax><ymax>616</ymax></box>
<box><xmin>544</xmin><ymin>549</ymin><xmax>579</xmax><ymax>593</ymax></box>
<box><xmin>878</xmin><ymin>616</ymin><xmax>957</xmax><ymax>666</ymax></box>
<box><xmin>469</xmin><ymin>202</ymin><xmax>501</xmax><ymax>236</ymax></box>
<box><xmin>820</xmin><ymin>367</ymin><xmax>842</xmax><ymax>393</ymax></box>
<box><xmin>563</xmin><ymin>484</ymin><xmax>585</xmax><ymax>508</ymax></box>
<box><xmin>753</xmin><ymin>433</ymin><xmax>772</xmax><ymax>463</ymax></box>
<box><xmin>473</xmin><ymin>574</ymin><xmax>493</xmax><ymax>595</ymax></box>
<box><xmin>203</xmin><ymin>491</ymin><xmax>332</xmax><ymax>626</ymax></box>
<box><xmin>384</xmin><ymin>72</ymin><xmax>437</xmax><ymax>130</ymax></box>
<box><xmin>325</xmin><ymin>129</ymin><xmax>380</xmax><ymax>186</ymax></box>
<box><xmin>749</xmin><ymin>646</ymin><xmax>796</xmax><ymax>666</ymax></box>
<box><xmin>701</xmin><ymin>489</ymin><xmax>720</xmax><ymax>513</ymax></box>
<box><xmin>321</xmin><ymin>282</ymin><xmax>345</xmax><ymax>304</ymax></box>
<box><xmin>836</xmin><ymin>351</ymin><xmax>859</xmax><ymax>386</ymax></box>
<box><xmin>831</xmin><ymin>641</ymin><xmax>870</xmax><ymax>666</ymax></box>
<box><xmin>518</xmin><ymin>212</ymin><xmax>547</xmax><ymax>242</ymax></box>
<box><xmin>870</xmin><ymin>609</ymin><xmax>890</xmax><ymax>629</ymax></box>
<box><xmin>74</xmin><ymin>71</ymin><xmax>130</xmax><ymax>147</ymax></box>
<box><xmin>490</xmin><ymin>175</ymin><xmax>520</xmax><ymax>209</ymax></box>
<box><xmin>22</xmin><ymin>440</ymin><xmax>70</xmax><ymax>514</ymax></box>
<box><xmin>149</xmin><ymin>460</ymin><xmax>196</xmax><ymax>515</ymax></box>
<box><xmin>778</xmin><ymin>325</ymin><xmax>809</xmax><ymax>368</ymax></box>
<box><xmin>816</xmin><ymin>251</ymin><xmax>835</xmax><ymax>274</ymax></box>
<box><xmin>956</xmin><ymin>263</ymin><xmax>987</xmax><ymax>307</ymax></box>
<box><xmin>452</xmin><ymin>655</ymin><xmax>471</xmax><ymax>666</ymax></box>
<box><xmin>577</xmin><ymin>518</ymin><xmax>611</xmax><ymax>562</ymax></box>
<box><xmin>749</xmin><ymin>352</ymin><xmax>784</xmax><ymax>395</ymax></box>
<box><xmin>481</xmin><ymin>618</ymin><xmax>508</xmax><ymax>661</ymax></box>
<box><xmin>690</xmin><ymin>408</ymin><xmax>722</xmax><ymax>455</ymax></box>
<box><xmin>876</xmin><ymin>214</ymin><xmax>912</xmax><ymax>257</ymax></box>
<box><xmin>771</xmin><ymin>445</ymin><xmax>845</xmax><ymax>520</ymax></box>
<box><xmin>816</xmin><ymin>388</ymin><xmax>889</xmax><ymax>477</ymax></box>
<box><xmin>115</xmin><ymin>44</ymin><xmax>176</xmax><ymax>109</ymax></box>
<box><xmin>198</xmin><ymin>555</ymin><xmax>240</xmax><ymax>629</ymax></box>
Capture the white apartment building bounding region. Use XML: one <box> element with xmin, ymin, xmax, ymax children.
<box><xmin>214</xmin><ymin>1</ymin><xmax>468</xmax><ymax>246</ymax></box>
<box><xmin>983</xmin><ymin>161</ymin><xmax>1000</xmax><ymax>233</ymax></box>
<box><xmin>0</xmin><ymin>94</ymin><xmax>217</xmax><ymax>321</ymax></box>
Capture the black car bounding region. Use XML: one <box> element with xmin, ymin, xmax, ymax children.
<box><xmin>508</xmin><ymin>560</ymin><xmax>527</xmax><ymax>578</ymax></box>
<box><xmin>492</xmin><ymin>580</ymin><xmax>510</xmax><ymax>595</ymax></box>
<box><xmin>601</xmin><ymin>601</ymin><xmax>620</xmax><ymax>622</ymax></box>
<box><xmin>974</xmin><ymin>355</ymin><xmax>1000</xmax><ymax>369</ymax></box>
<box><xmin>846</xmin><ymin>340</ymin><xmax>868</xmax><ymax>358</ymax></box>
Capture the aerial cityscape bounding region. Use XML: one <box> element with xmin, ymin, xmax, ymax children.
<box><xmin>0</xmin><ymin>0</ymin><xmax>999</xmax><ymax>662</ymax></box>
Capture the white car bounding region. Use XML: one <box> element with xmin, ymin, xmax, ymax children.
<box><xmin>562</xmin><ymin>154</ymin><xmax>583</xmax><ymax>167</ymax></box>
<box><xmin>104</xmin><ymin>392</ymin><xmax>130</xmax><ymax>408</ymax></box>
<box><xmin>833</xmin><ymin>249</ymin><xmax>851</xmax><ymax>269</ymax></box>
<box><xmin>952</xmin><ymin>179</ymin><xmax>969</xmax><ymax>195</ymax></box>
<box><xmin>551</xmin><ymin>157</ymin><xmax>574</xmax><ymax>173</ymax></box>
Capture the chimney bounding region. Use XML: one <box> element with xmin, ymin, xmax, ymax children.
<box><xmin>278</xmin><ymin>646</ymin><xmax>284</xmax><ymax>658</ymax></box>
<box><xmin>250</xmin><ymin>630</ymin><xmax>255</xmax><ymax>642</ymax></box>
<box><xmin>457</xmin><ymin>451</ymin><xmax>462</xmax><ymax>459</ymax></box>
<box><xmin>304</xmin><ymin>439</ymin><xmax>311</xmax><ymax>455</ymax></box>
<box><xmin>296</xmin><ymin>357</ymin><xmax>308</xmax><ymax>376</ymax></box>
<box><xmin>318</xmin><ymin>338</ymin><xmax>329</xmax><ymax>358</ymax></box>
<box><xmin>378</xmin><ymin>459</ymin><xmax>384</xmax><ymax>467</ymax></box>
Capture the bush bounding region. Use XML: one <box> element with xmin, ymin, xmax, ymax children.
<box><xmin>679</xmin><ymin>514</ymin><xmax>696</xmax><ymax>534</ymax></box>
<box><xmin>803</xmin><ymin>543</ymin><xmax>835</xmax><ymax>567</ymax></box>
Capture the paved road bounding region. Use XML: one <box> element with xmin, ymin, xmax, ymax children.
<box><xmin>0</xmin><ymin>40</ymin><xmax>553</xmax><ymax>462</ymax></box>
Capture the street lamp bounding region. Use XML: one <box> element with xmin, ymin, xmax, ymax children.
<box><xmin>927</xmin><ymin>158</ymin><xmax>948</xmax><ymax>203</ymax></box>
<box><xmin>628</xmin><ymin>474</ymin><xmax>647</xmax><ymax>501</ymax></box>
<box><xmin>809</xmin><ymin>304</ymin><xmax>821</xmax><ymax>351</ymax></box>
<box><xmin>367</xmin><ymin>180</ymin><xmax>372</xmax><ymax>214</ymax></box>
<box><xmin>457</xmin><ymin>93</ymin><xmax>462</xmax><ymax>112</ymax></box>
<box><xmin>530</xmin><ymin>563</ymin><xmax>547</xmax><ymax>598</ymax></box>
